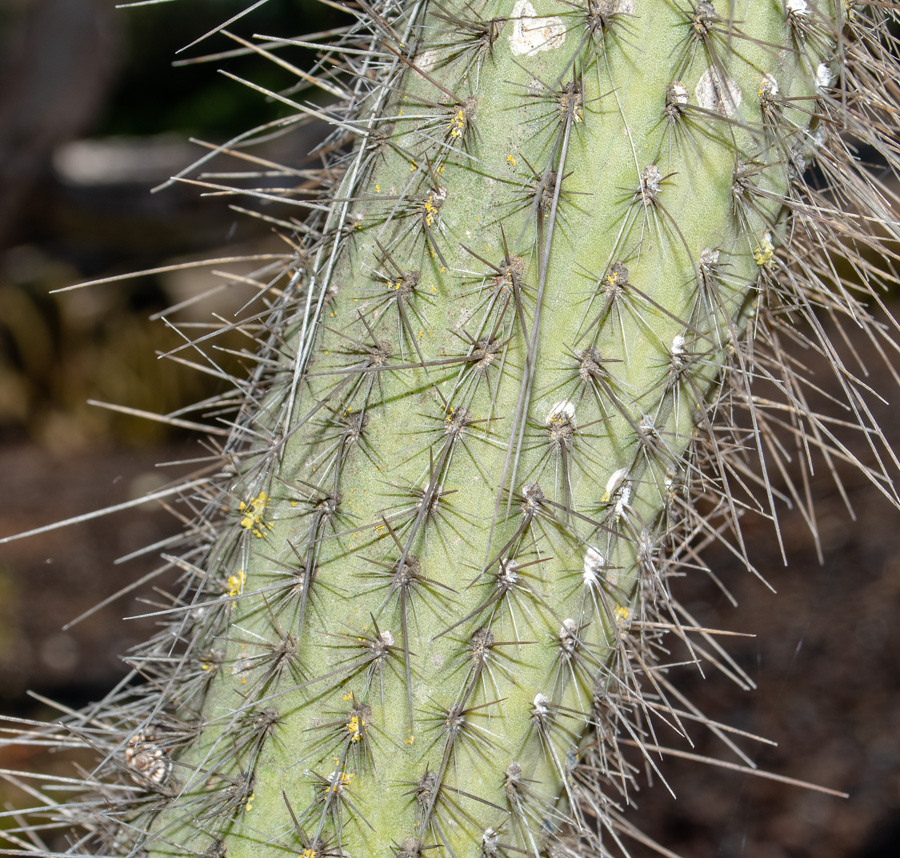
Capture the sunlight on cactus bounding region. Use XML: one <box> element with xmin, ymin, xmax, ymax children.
<box><xmin>3</xmin><ymin>2</ymin><xmax>900</xmax><ymax>857</ymax></box>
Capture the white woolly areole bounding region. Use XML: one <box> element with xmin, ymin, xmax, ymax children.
<box><xmin>546</xmin><ymin>400</ymin><xmax>576</xmax><ymax>423</ymax></box>
<box><xmin>695</xmin><ymin>67</ymin><xmax>742</xmax><ymax>116</ymax></box>
<box><xmin>816</xmin><ymin>63</ymin><xmax>832</xmax><ymax>92</ymax></box>
<box><xmin>605</xmin><ymin>467</ymin><xmax>628</xmax><ymax>497</ymax></box>
<box><xmin>583</xmin><ymin>547</ymin><xmax>605</xmax><ymax>586</ymax></box>
<box><xmin>615</xmin><ymin>486</ymin><xmax>631</xmax><ymax>518</ymax></box>
<box><xmin>533</xmin><ymin>693</ymin><xmax>550</xmax><ymax>713</ymax></box>
<box><xmin>380</xmin><ymin>630</ymin><xmax>395</xmax><ymax>646</ymax></box>
<box><xmin>509</xmin><ymin>0</ymin><xmax>566</xmax><ymax>56</ymax></box>
<box><xmin>671</xmin><ymin>333</ymin><xmax>686</xmax><ymax>355</ymax></box>
<box><xmin>700</xmin><ymin>247</ymin><xmax>720</xmax><ymax>268</ymax></box>
<box><xmin>787</xmin><ymin>0</ymin><xmax>809</xmax><ymax>15</ymax></box>
<box><xmin>499</xmin><ymin>557</ymin><xmax>519</xmax><ymax>584</ymax></box>
<box><xmin>669</xmin><ymin>81</ymin><xmax>689</xmax><ymax>104</ymax></box>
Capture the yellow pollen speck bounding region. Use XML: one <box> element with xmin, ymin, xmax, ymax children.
<box><xmin>423</xmin><ymin>195</ymin><xmax>438</xmax><ymax>227</ymax></box>
<box><xmin>239</xmin><ymin>491</ymin><xmax>272</xmax><ymax>538</ymax></box>
<box><xmin>506</xmin><ymin>153</ymin><xmax>517</xmax><ymax>166</ymax></box>
<box><xmin>329</xmin><ymin>772</ymin><xmax>353</xmax><ymax>792</ymax></box>
<box><xmin>448</xmin><ymin>109</ymin><xmax>466</xmax><ymax>138</ymax></box>
<box><xmin>226</xmin><ymin>570</ymin><xmax>245</xmax><ymax>598</ymax></box>
<box><xmin>347</xmin><ymin>715</ymin><xmax>363</xmax><ymax>742</ymax></box>
<box><xmin>754</xmin><ymin>231</ymin><xmax>775</xmax><ymax>267</ymax></box>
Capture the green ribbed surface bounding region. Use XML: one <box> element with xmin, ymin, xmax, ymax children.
<box><xmin>139</xmin><ymin>4</ymin><xmax>831</xmax><ymax>857</ymax></box>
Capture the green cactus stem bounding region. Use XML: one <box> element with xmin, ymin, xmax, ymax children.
<box><xmin>3</xmin><ymin>3</ymin><xmax>900</xmax><ymax>858</ymax></box>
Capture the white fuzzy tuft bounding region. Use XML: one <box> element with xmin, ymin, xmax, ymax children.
<box><xmin>546</xmin><ymin>400</ymin><xmax>576</xmax><ymax>423</ymax></box>
<box><xmin>760</xmin><ymin>74</ymin><xmax>779</xmax><ymax>97</ymax></box>
<box><xmin>669</xmin><ymin>81</ymin><xmax>689</xmax><ymax>104</ymax></box>
<box><xmin>615</xmin><ymin>486</ymin><xmax>631</xmax><ymax>520</ymax></box>
<box><xmin>605</xmin><ymin>467</ymin><xmax>628</xmax><ymax>498</ymax></box>
<box><xmin>583</xmin><ymin>547</ymin><xmax>605</xmax><ymax>587</ymax></box>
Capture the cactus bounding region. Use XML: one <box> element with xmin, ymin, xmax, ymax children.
<box><xmin>3</xmin><ymin>1</ymin><xmax>900</xmax><ymax>857</ymax></box>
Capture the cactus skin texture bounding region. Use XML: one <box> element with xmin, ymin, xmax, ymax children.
<box><xmin>5</xmin><ymin>1</ymin><xmax>900</xmax><ymax>857</ymax></box>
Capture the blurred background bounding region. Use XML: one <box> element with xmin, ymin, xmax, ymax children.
<box><xmin>1</xmin><ymin>1</ymin><xmax>899</xmax><ymax>856</ymax></box>
<box><xmin>0</xmin><ymin>0</ymin><xmax>336</xmax><ymax>692</ymax></box>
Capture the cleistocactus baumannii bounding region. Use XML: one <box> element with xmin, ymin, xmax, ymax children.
<box><xmin>3</xmin><ymin>1</ymin><xmax>900</xmax><ymax>856</ymax></box>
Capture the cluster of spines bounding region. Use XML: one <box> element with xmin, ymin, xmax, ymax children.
<box><xmin>2</xmin><ymin>2</ymin><xmax>900</xmax><ymax>858</ymax></box>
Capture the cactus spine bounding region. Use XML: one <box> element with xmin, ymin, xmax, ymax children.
<box><xmin>3</xmin><ymin>2</ymin><xmax>900</xmax><ymax>858</ymax></box>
